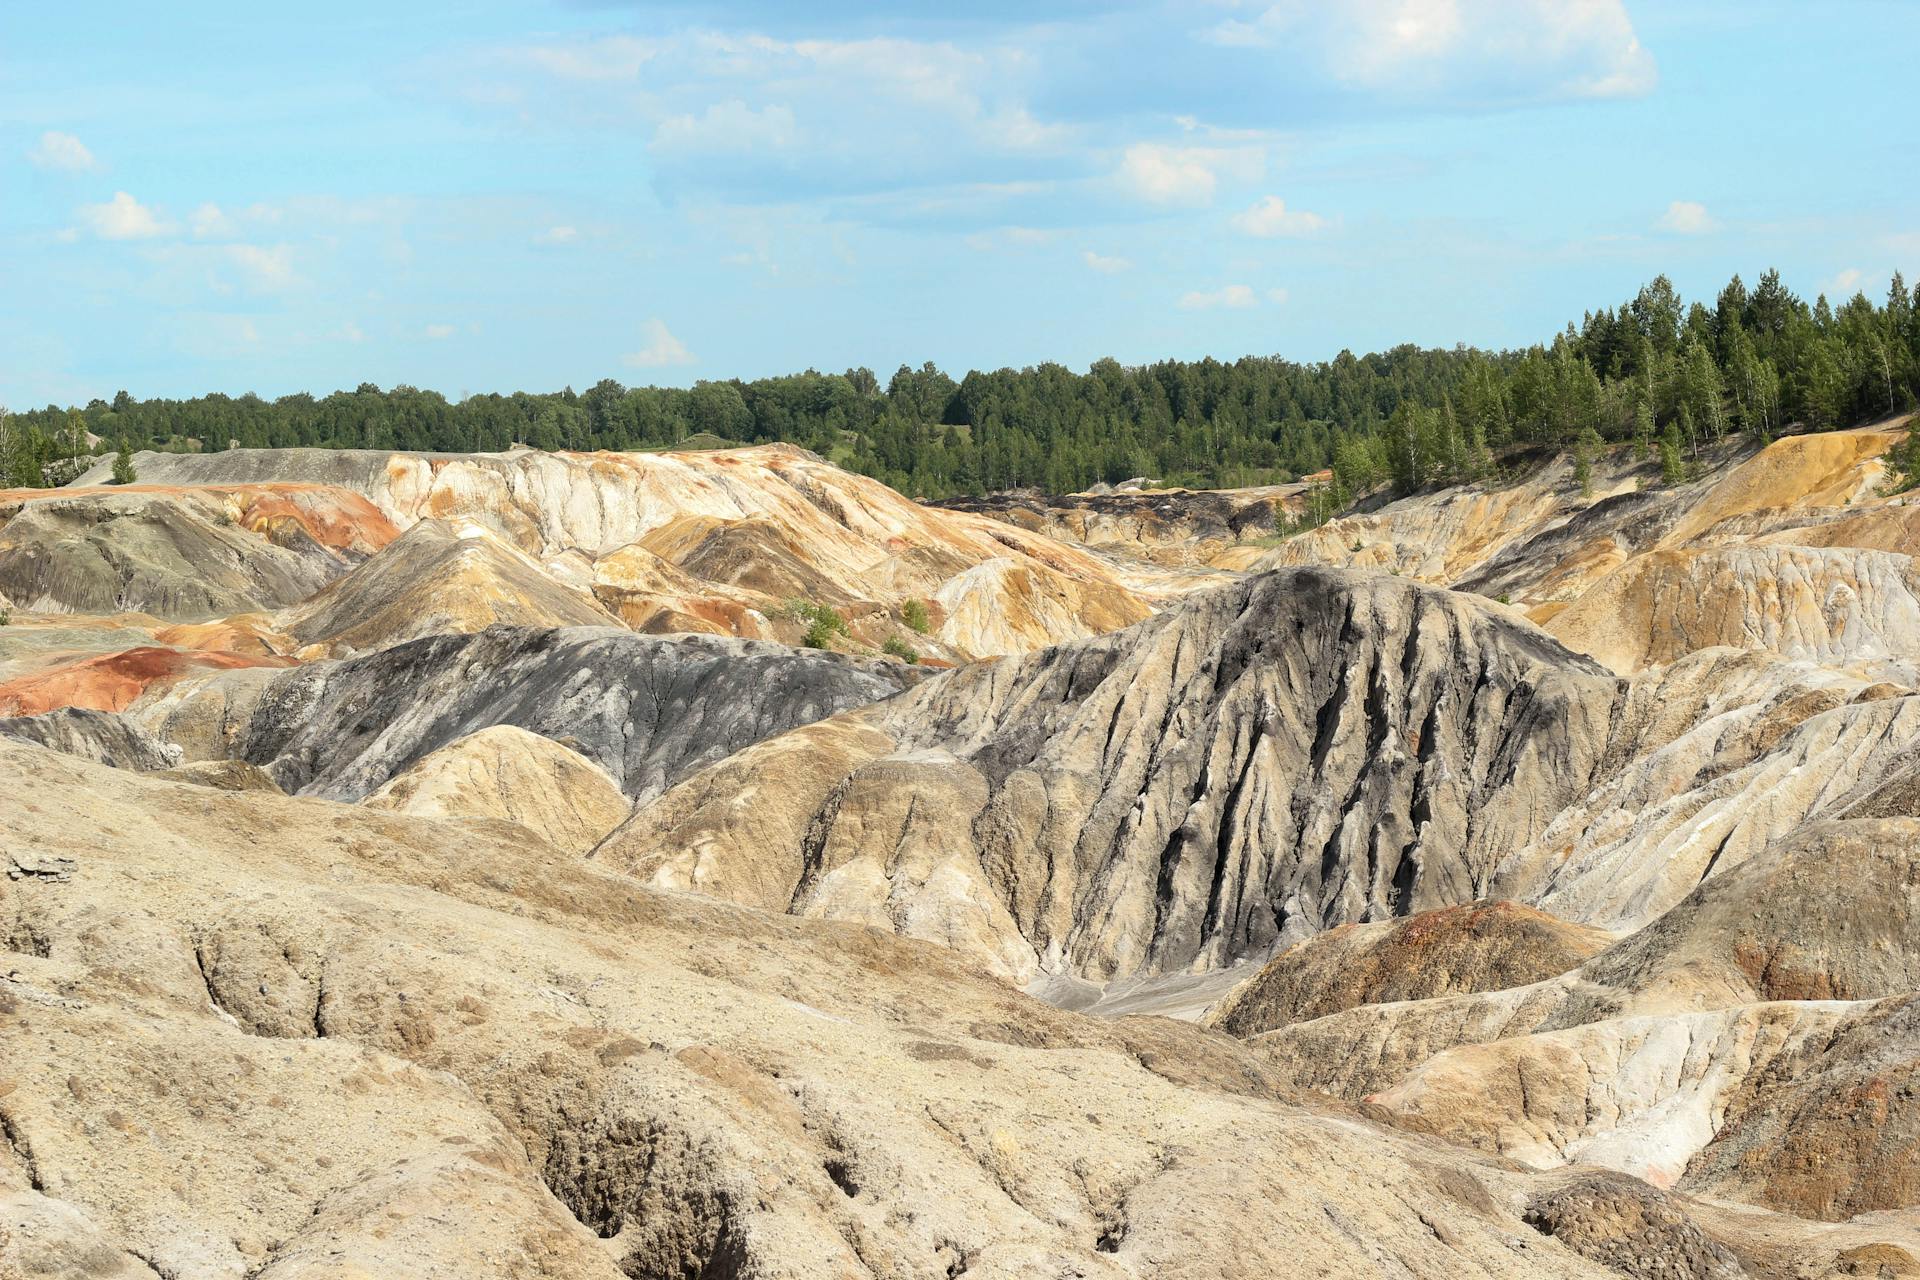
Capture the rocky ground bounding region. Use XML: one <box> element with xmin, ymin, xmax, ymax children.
<box><xmin>3</xmin><ymin>423</ymin><xmax>1919</xmax><ymax>1277</ymax></box>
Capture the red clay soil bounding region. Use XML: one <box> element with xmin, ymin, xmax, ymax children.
<box><xmin>229</xmin><ymin>487</ymin><xmax>400</xmax><ymax>555</ymax></box>
<box><xmin>0</xmin><ymin>646</ymin><xmax>295</xmax><ymax>716</ymax></box>
<box><xmin>0</xmin><ymin>483</ymin><xmax>400</xmax><ymax>557</ymax></box>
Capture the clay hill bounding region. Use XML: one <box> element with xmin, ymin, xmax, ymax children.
<box><xmin>5</xmin><ymin>422</ymin><xmax>1920</xmax><ymax>1277</ymax></box>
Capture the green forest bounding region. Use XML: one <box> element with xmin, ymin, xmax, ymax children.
<box><xmin>6</xmin><ymin>269</ymin><xmax>1919</xmax><ymax>501</ymax></box>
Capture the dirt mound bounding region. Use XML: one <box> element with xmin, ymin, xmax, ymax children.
<box><xmin>0</xmin><ymin>645</ymin><xmax>293</xmax><ymax>715</ymax></box>
<box><xmin>1206</xmin><ymin>901</ymin><xmax>1612</xmax><ymax>1036</ymax></box>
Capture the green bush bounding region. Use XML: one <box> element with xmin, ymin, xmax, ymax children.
<box><xmin>788</xmin><ymin>598</ymin><xmax>848</xmax><ymax>649</ymax></box>
<box><xmin>882</xmin><ymin>635</ymin><xmax>919</xmax><ymax>664</ymax></box>
<box><xmin>1889</xmin><ymin>428</ymin><xmax>1920</xmax><ymax>494</ymax></box>
<box><xmin>0</xmin><ymin>605</ymin><xmax>10</xmax><ymax>627</ymax></box>
<box><xmin>112</xmin><ymin>438</ymin><xmax>137</xmax><ymax>485</ymax></box>
<box><xmin>900</xmin><ymin>598</ymin><xmax>930</xmax><ymax>634</ymax></box>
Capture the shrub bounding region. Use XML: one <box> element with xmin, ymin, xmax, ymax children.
<box><xmin>787</xmin><ymin>598</ymin><xmax>849</xmax><ymax>649</ymax></box>
<box><xmin>111</xmin><ymin>438</ymin><xmax>136</xmax><ymax>485</ymax></box>
<box><xmin>0</xmin><ymin>605</ymin><xmax>10</xmax><ymax>626</ymax></box>
<box><xmin>900</xmin><ymin>598</ymin><xmax>930</xmax><ymax>634</ymax></box>
<box><xmin>882</xmin><ymin>635</ymin><xmax>919</xmax><ymax>664</ymax></box>
<box><xmin>1889</xmin><ymin>428</ymin><xmax>1920</xmax><ymax>495</ymax></box>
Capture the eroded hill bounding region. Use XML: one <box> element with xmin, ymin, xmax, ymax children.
<box><xmin>5</xmin><ymin>424</ymin><xmax>1920</xmax><ymax>1276</ymax></box>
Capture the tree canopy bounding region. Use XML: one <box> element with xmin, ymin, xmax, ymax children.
<box><xmin>8</xmin><ymin>269</ymin><xmax>1918</xmax><ymax>500</ymax></box>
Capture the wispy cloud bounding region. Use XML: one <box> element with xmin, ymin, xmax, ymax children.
<box><xmin>521</xmin><ymin>34</ymin><xmax>658</xmax><ymax>81</ymax></box>
<box><xmin>226</xmin><ymin>243</ymin><xmax>301</xmax><ymax>292</ymax></box>
<box><xmin>623</xmin><ymin>319</ymin><xmax>696</xmax><ymax>368</ymax></box>
<box><xmin>534</xmin><ymin>225</ymin><xmax>579</xmax><ymax>246</ymax></box>
<box><xmin>1083</xmin><ymin>249</ymin><xmax>1131</xmax><ymax>274</ymax></box>
<box><xmin>424</xmin><ymin>323</ymin><xmax>456</xmax><ymax>340</ymax></box>
<box><xmin>1178</xmin><ymin>283</ymin><xmax>1259</xmax><ymax>310</ymax></box>
<box><xmin>1231</xmin><ymin>195</ymin><xmax>1326</xmax><ymax>237</ymax></box>
<box><xmin>1118</xmin><ymin>142</ymin><xmax>1264</xmax><ymax>206</ymax></box>
<box><xmin>1658</xmin><ymin>199</ymin><xmax>1716</xmax><ymax>234</ymax></box>
<box><xmin>190</xmin><ymin>203</ymin><xmax>237</xmax><ymax>238</ymax></box>
<box><xmin>1204</xmin><ymin>0</ymin><xmax>1655</xmax><ymax>102</ymax></box>
<box><xmin>28</xmin><ymin>130</ymin><xmax>99</xmax><ymax>173</ymax></box>
<box><xmin>78</xmin><ymin>191</ymin><xmax>171</xmax><ymax>240</ymax></box>
<box><xmin>653</xmin><ymin>100</ymin><xmax>798</xmax><ymax>154</ymax></box>
<box><xmin>1825</xmin><ymin>267</ymin><xmax>1865</xmax><ymax>297</ymax></box>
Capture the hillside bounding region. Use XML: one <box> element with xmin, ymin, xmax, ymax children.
<box><xmin>4</xmin><ymin>426</ymin><xmax>1920</xmax><ymax>1276</ymax></box>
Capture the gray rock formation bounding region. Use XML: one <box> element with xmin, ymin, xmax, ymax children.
<box><xmin>237</xmin><ymin>625</ymin><xmax>923</xmax><ymax>801</ymax></box>
<box><xmin>0</xmin><ymin>706</ymin><xmax>181</xmax><ymax>770</ymax></box>
<box><xmin>276</xmin><ymin>517</ymin><xmax>620</xmax><ymax>655</ymax></box>
<box><xmin>72</xmin><ymin>446</ymin><xmax>406</xmax><ymax>493</ymax></box>
<box><xmin>612</xmin><ymin>567</ymin><xmax>1624</xmax><ymax>984</ymax></box>
<box><xmin>0</xmin><ymin>489</ymin><xmax>349</xmax><ymax>619</ymax></box>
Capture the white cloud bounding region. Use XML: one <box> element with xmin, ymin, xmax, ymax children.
<box><xmin>1207</xmin><ymin>0</ymin><xmax>1655</xmax><ymax>102</ymax></box>
<box><xmin>423</xmin><ymin>323</ymin><xmax>456</xmax><ymax>340</ymax></box>
<box><xmin>964</xmin><ymin>226</ymin><xmax>1063</xmax><ymax>251</ymax></box>
<box><xmin>981</xmin><ymin>107</ymin><xmax>1074</xmax><ymax>152</ymax></box>
<box><xmin>653</xmin><ymin>100</ymin><xmax>798</xmax><ymax>153</ymax></box>
<box><xmin>78</xmin><ymin>191</ymin><xmax>170</xmax><ymax>240</ymax></box>
<box><xmin>522</xmin><ymin>34</ymin><xmax>658</xmax><ymax>81</ymax></box>
<box><xmin>623</xmin><ymin>319</ymin><xmax>696</xmax><ymax>369</ymax></box>
<box><xmin>28</xmin><ymin>130</ymin><xmax>98</xmax><ymax>172</ymax></box>
<box><xmin>1178</xmin><ymin>284</ymin><xmax>1259</xmax><ymax>310</ymax></box>
<box><xmin>191</xmin><ymin>203</ymin><xmax>238</xmax><ymax>238</ymax></box>
<box><xmin>1119</xmin><ymin>142</ymin><xmax>1264</xmax><ymax>206</ymax></box>
<box><xmin>1231</xmin><ymin>195</ymin><xmax>1326</xmax><ymax>237</ymax></box>
<box><xmin>1659</xmin><ymin>199</ymin><xmax>1716</xmax><ymax>234</ymax></box>
<box><xmin>1083</xmin><ymin>250</ymin><xmax>1131</xmax><ymax>274</ymax></box>
<box><xmin>535</xmin><ymin>225</ymin><xmax>579</xmax><ymax>245</ymax></box>
<box><xmin>226</xmin><ymin>244</ymin><xmax>300</xmax><ymax>292</ymax></box>
<box><xmin>1827</xmin><ymin>267</ymin><xmax>1865</xmax><ymax>296</ymax></box>
<box><xmin>1266</xmin><ymin>287</ymin><xmax>1290</xmax><ymax>304</ymax></box>
<box><xmin>334</xmin><ymin>322</ymin><xmax>367</xmax><ymax>343</ymax></box>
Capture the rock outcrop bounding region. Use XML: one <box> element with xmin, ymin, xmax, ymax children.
<box><xmin>361</xmin><ymin>724</ymin><xmax>631</xmax><ymax>854</ymax></box>
<box><xmin>1681</xmin><ymin>993</ymin><xmax>1920</xmax><ymax>1220</ymax></box>
<box><xmin>235</xmin><ymin>625</ymin><xmax>922</xmax><ymax>801</ymax></box>
<box><xmin>1243</xmin><ymin>816</ymin><xmax>1920</xmax><ymax>1212</ymax></box>
<box><xmin>275</xmin><ymin>518</ymin><xmax>621</xmax><ymax>656</ymax></box>
<box><xmin>0</xmin><ymin>483</ymin><xmax>395</xmax><ymax>620</ymax></box>
<box><xmin>75</xmin><ymin>445</ymin><xmax>1153</xmax><ymax>658</ymax></box>
<box><xmin>0</xmin><ymin>706</ymin><xmax>180</xmax><ymax>770</ymax></box>
<box><xmin>1543</xmin><ymin>544</ymin><xmax>1920</xmax><ymax>673</ymax></box>
<box><xmin>4</xmin><ymin>740</ymin><xmax>1907</xmax><ymax>1279</ymax></box>
<box><xmin>0</xmin><ymin>644</ymin><xmax>293</xmax><ymax>716</ymax></box>
<box><xmin>607</xmin><ymin>567</ymin><xmax>1624</xmax><ymax>984</ymax></box>
<box><xmin>935</xmin><ymin>484</ymin><xmax>1302</xmax><ymax>567</ymax></box>
<box><xmin>1205</xmin><ymin>900</ymin><xmax>1612</xmax><ymax>1037</ymax></box>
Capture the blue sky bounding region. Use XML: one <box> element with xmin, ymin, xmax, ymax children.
<box><xmin>3</xmin><ymin>1</ymin><xmax>1915</xmax><ymax>407</ymax></box>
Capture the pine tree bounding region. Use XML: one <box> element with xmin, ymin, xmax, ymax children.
<box><xmin>1659</xmin><ymin>420</ymin><xmax>1686</xmax><ymax>485</ymax></box>
<box><xmin>0</xmin><ymin>408</ymin><xmax>17</xmax><ymax>488</ymax></box>
<box><xmin>1572</xmin><ymin>426</ymin><xmax>1603</xmax><ymax>496</ymax></box>
<box><xmin>1889</xmin><ymin>426</ymin><xmax>1920</xmax><ymax>494</ymax></box>
<box><xmin>112</xmin><ymin>437</ymin><xmax>136</xmax><ymax>485</ymax></box>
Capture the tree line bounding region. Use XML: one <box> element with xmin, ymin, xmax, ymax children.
<box><xmin>5</xmin><ymin>269</ymin><xmax>1917</xmax><ymax>500</ymax></box>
